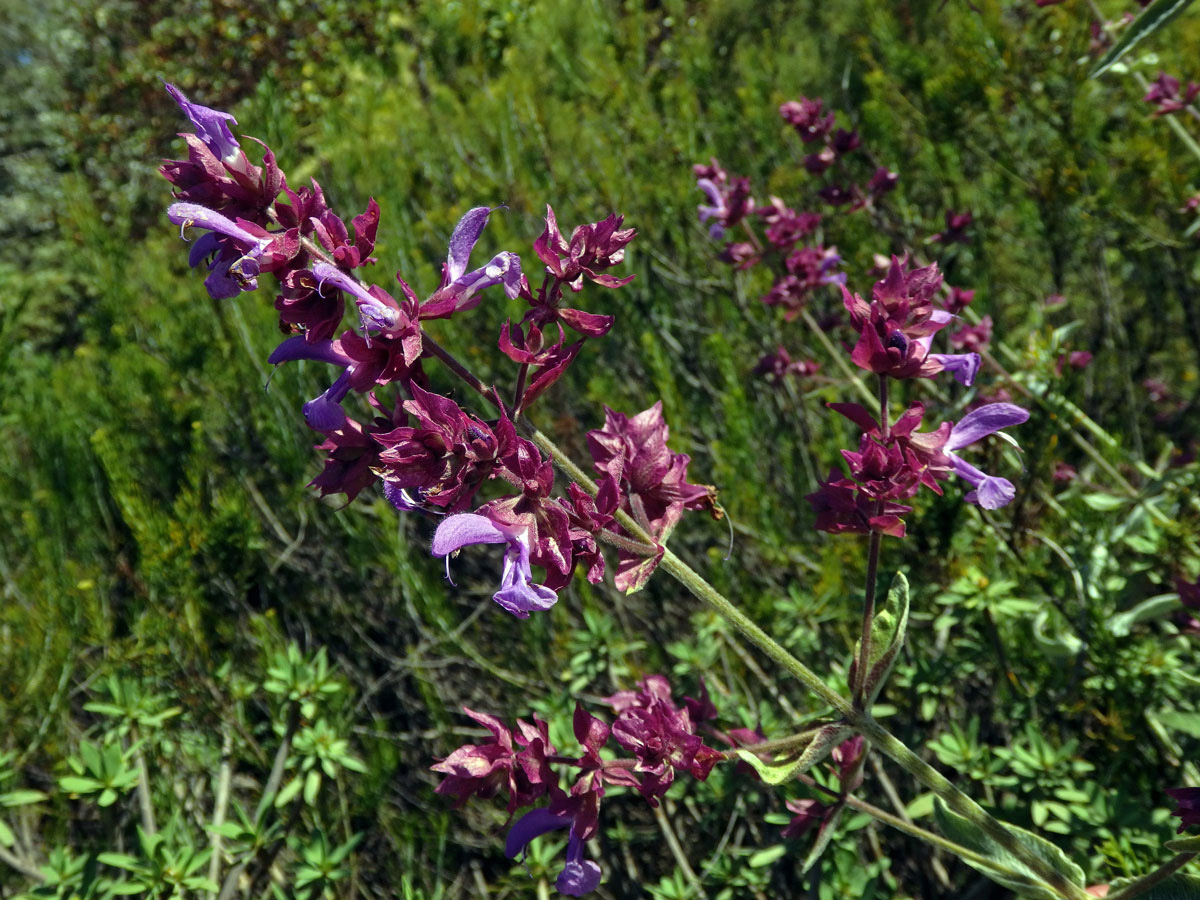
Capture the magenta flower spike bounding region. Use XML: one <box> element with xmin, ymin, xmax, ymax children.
<box><xmin>944</xmin><ymin>403</ymin><xmax>1030</xmax><ymax>508</ymax></box>
<box><xmin>431</xmin><ymin>514</ymin><xmax>558</xmax><ymax>618</ymax></box>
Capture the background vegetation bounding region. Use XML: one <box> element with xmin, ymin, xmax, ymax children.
<box><xmin>2</xmin><ymin>0</ymin><xmax>1199</xmax><ymax>897</ymax></box>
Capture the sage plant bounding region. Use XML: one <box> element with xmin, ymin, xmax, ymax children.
<box><xmin>160</xmin><ymin>85</ymin><xmax>1198</xmax><ymax>898</ymax></box>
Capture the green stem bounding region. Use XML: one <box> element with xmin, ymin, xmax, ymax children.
<box><xmin>1106</xmin><ymin>853</ymin><xmax>1198</xmax><ymax>900</ymax></box>
<box><xmin>853</xmin><ymin>375</ymin><xmax>889</xmax><ymax>706</ymax></box>
<box><xmin>796</xmin><ymin>772</ymin><xmax>1033</xmax><ymax>883</ymax></box>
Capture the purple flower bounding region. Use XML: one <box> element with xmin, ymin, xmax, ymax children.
<box><xmin>944</xmin><ymin>404</ymin><xmax>1030</xmax><ymax>508</ymax></box>
<box><xmin>164</xmin><ymin>82</ymin><xmax>240</xmax><ymax>163</ymax></box>
<box><xmin>505</xmin><ymin>807</ymin><xmax>602</xmax><ymax>897</ymax></box>
<box><xmin>420</xmin><ymin>207</ymin><xmax>523</xmax><ymax>319</ymax></box>
<box><xmin>1167</xmin><ymin>787</ymin><xmax>1200</xmax><ymax>832</ymax></box>
<box><xmin>167</xmin><ymin>202</ymin><xmax>272</xmax><ymax>299</ymax></box>
<box><xmin>432</xmin><ymin>514</ymin><xmax>558</xmax><ymax>618</ymax></box>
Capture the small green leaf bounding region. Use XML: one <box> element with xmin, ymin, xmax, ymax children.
<box><xmin>932</xmin><ymin>798</ymin><xmax>1085</xmax><ymax>900</ymax></box>
<box><xmin>275</xmin><ymin>777</ymin><xmax>303</xmax><ymax>808</ymax></box>
<box><xmin>59</xmin><ymin>776</ymin><xmax>102</xmax><ymax>794</ymax></box>
<box><xmin>1158</xmin><ymin>710</ymin><xmax>1200</xmax><ymax>739</ymax></box>
<box><xmin>905</xmin><ymin>793</ymin><xmax>935</xmax><ymax>819</ymax></box>
<box><xmin>97</xmin><ymin>853</ymin><xmax>142</xmax><ymax>871</ymax></box>
<box><xmin>1108</xmin><ymin>874</ymin><xmax>1200</xmax><ymax>899</ymax></box>
<box><xmin>0</xmin><ymin>790</ymin><xmax>48</xmax><ymax>807</ymax></box>
<box><xmin>1165</xmin><ymin>836</ymin><xmax>1200</xmax><ymax>853</ymax></box>
<box><xmin>1090</xmin><ymin>0</ymin><xmax>1198</xmax><ymax>77</ymax></box>
<box><xmin>736</xmin><ymin>723</ymin><xmax>851</xmax><ymax>785</ymax></box>
<box><xmin>802</xmin><ymin>804</ymin><xmax>844</xmax><ymax>874</ymax></box>
<box><xmin>1109</xmin><ymin>594</ymin><xmax>1182</xmax><ymax>636</ymax></box>
<box><xmin>856</xmin><ymin>572</ymin><xmax>910</xmax><ymax>706</ymax></box>
<box><xmin>0</xmin><ymin>819</ymin><xmax>14</xmax><ymax>848</ymax></box>
<box><xmin>303</xmin><ymin>769</ymin><xmax>322</xmax><ymax>806</ymax></box>
<box><xmin>748</xmin><ymin>845</ymin><xmax>787</xmax><ymax>867</ymax></box>
<box><xmin>1081</xmin><ymin>492</ymin><xmax>1127</xmax><ymax>511</ymax></box>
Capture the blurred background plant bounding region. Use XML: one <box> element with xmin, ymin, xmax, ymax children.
<box><xmin>2</xmin><ymin>0</ymin><xmax>1199</xmax><ymax>896</ymax></box>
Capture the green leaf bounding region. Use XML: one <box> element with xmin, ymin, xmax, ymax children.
<box><xmin>303</xmin><ymin>769</ymin><xmax>322</xmax><ymax>806</ymax></box>
<box><xmin>1109</xmin><ymin>594</ymin><xmax>1182</xmax><ymax>636</ymax></box>
<box><xmin>108</xmin><ymin>881</ymin><xmax>149</xmax><ymax>895</ymax></box>
<box><xmin>1108</xmin><ymin>874</ymin><xmax>1200</xmax><ymax>899</ymax></box>
<box><xmin>1090</xmin><ymin>0</ymin><xmax>1198</xmax><ymax>77</ymax></box>
<box><xmin>905</xmin><ymin>793</ymin><xmax>935</xmax><ymax>819</ymax></box>
<box><xmin>1158</xmin><ymin>710</ymin><xmax>1200</xmax><ymax>739</ymax></box>
<box><xmin>97</xmin><ymin>853</ymin><xmax>142</xmax><ymax>871</ymax></box>
<box><xmin>735</xmin><ymin>723</ymin><xmax>851</xmax><ymax>785</ymax></box>
<box><xmin>1165</xmin><ymin>836</ymin><xmax>1200</xmax><ymax>853</ymax></box>
<box><xmin>856</xmin><ymin>572</ymin><xmax>910</xmax><ymax>706</ymax></box>
<box><xmin>802</xmin><ymin>804</ymin><xmax>844</xmax><ymax>874</ymax></box>
<box><xmin>748</xmin><ymin>845</ymin><xmax>787</xmax><ymax>867</ymax></box>
<box><xmin>932</xmin><ymin>798</ymin><xmax>1085</xmax><ymax>900</ymax></box>
<box><xmin>0</xmin><ymin>789</ymin><xmax>48</xmax><ymax>807</ymax></box>
<box><xmin>0</xmin><ymin>819</ymin><xmax>14</xmax><ymax>848</ymax></box>
<box><xmin>1081</xmin><ymin>492</ymin><xmax>1127</xmax><ymax>511</ymax></box>
<box><xmin>275</xmin><ymin>777</ymin><xmax>303</xmax><ymax>808</ymax></box>
<box><xmin>59</xmin><ymin>776</ymin><xmax>102</xmax><ymax>794</ymax></box>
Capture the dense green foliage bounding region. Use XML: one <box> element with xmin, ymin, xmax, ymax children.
<box><xmin>2</xmin><ymin>0</ymin><xmax>1200</xmax><ymax>897</ymax></box>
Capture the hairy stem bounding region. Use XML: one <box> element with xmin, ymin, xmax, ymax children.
<box><xmin>1106</xmin><ymin>852</ymin><xmax>1198</xmax><ymax>900</ymax></box>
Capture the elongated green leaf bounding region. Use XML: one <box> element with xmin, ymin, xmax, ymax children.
<box><xmin>0</xmin><ymin>819</ymin><xmax>14</xmax><ymax>848</ymax></box>
<box><xmin>933</xmin><ymin>798</ymin><xmax>1085</xmax><ymax>900</ymax></box>
<box><xmin>97</xmin><ymin>853</ymin><xmax>142</xmax><ymax>871</ymax></box>
<box><xmin>1108</xmin><ymin>874</ymin><xmax>1200</xmax><ymax>899</ymax></box>
<box><xmin>736</xmin><ymin>723</ymin><xmax>851</xmax><ymax>785</ymax></box>
<box><xmin>748</xmin><ymin>845</ymin><xmax>787</xmax><ymax>867</ymax></box>
<box><xmin>1090</xmin><ymin>0</ymin><xmax>1197</xmax><ymax>77</ymax></box>
<box><xmin>1165</xmin><ymin>836</ymin><xmax>1200</xmax><ymax>853</ymax></box>
<box><xmin>0</xmin><ymin>789</ymin><xmax>48</xmax><ymax>807</ymax></box>
<box><xmin>802</xmin><ymin>803</ymin><xmax>844</xmax><ymax>874</ymax></box>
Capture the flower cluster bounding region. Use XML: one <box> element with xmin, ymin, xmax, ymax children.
<box><xmin>161</xmin><ymin>85</ymin><xmax>715</xmax><ymax>622</ymax></box>
<box><xmin>1144</xmin><ymin>72</ymin><xmax>1200</xmax><ymax>117</ymax></box>
<box><xmin>432</xmin><ymin>676</ymin><xmax>724</xmax><ymax>895</ymax></box>
<box><xmin>802</xmin><ymin>257</ymin><xmax>1029</xmax><ymax>536</ymax></box>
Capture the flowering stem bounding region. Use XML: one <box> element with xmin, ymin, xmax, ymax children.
<box><xmin>594</xmin><ymin>527</ymin><xmax>662</xmax><ymax>559</ymax></box>
<box><xmin>512</xmin><ymin>362</ymin><xmax>530</xmax><ymax>417</ymax></box>
<box><xmin>853</xmin><ymin>376</ymin><xmax>888</xmax><ymax>707</ymax></box>
<box><xmin>1105</xmin><ymin>852</ymin><xmax>1198</xmax><ymax>900</ymax></box>
<box><xmin>799</xmin><ymin>308</ymin><xmax>877</xmax><ymax>406</ymax></box>
<box><xmin>795</xmin><ymin>771</ymin><xmax>1027</xmax><ymax>881</ymax></box>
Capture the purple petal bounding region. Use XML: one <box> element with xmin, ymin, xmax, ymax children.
<box><xmin>949</xmin><ymin>456</ymin><xmax>1017</xmax><ymax>509</ymax></box>
<box><xmin>311</xmin><ymin>262</ymin><xmax>398</xmax><ymax>331</ymax></box>
<box><xmin>557</xmin><ymin>861</ymin><xmax>602</xmax><ymax>896</ymax></box>
<box><xmin>930</xmin><ymin>352</ymin><xmax>981</xmax><ymax>387</ymax></box>
<box><xmin>203</xmin><ymin>255</ymin><xmax>242</xmax><ymax>300</ymax></box>
<box><xmin>431</xmin><ymin>514</ymin><xmax>509</xmax><ymax>556</ymax></box>
<box><xmin>165</xmin><ymin>82</ymin><xmax>240</xmax><ymax>162</ymax></box>
<box><xmin>268</xmin><ymin>336</ymin><xmax>351</xmax><ymax>367</ymax></box>
<box><xmin>446</xmin><ymin>207</ymin><xmax>494</xmax><ymax>283</ymax></box>
<box><xmin>696</xmin><ymin>178</ymin><xmax>724</xmax><ymax>210</ymax></box>
<box><xmin>494</xmin><ymin>579</ymin><xmax>559</xmax><ymax>618</ymax></box>
<box><xmin>504</xmin><ymin>807</ymin><xmax>571</xmax><ymax>859</ymax></box>
<box><xmin>945</xmin><ymin>403</ymin><xmax>1030</xmax><ymax>452</ymax></box>
<box><xmin>444</xmin><ymin>252</ymin><xmax>524</xmax><ymax>312</ymax></box>
<box><xmin>302</xmin><ymin>371</ymin><xmax>352</xmax><ymax>431</ymax></box>
<box><xmin>187</xmin><ymin>232</ymin><xmax>221</xmax><ymax>268</ymax></box>
<box><xmin>383</xmin><ymin>481</ymin><xmax>421</xmax><ymax>511</ymax></box>
<box><xmin>167</xmin><ymin>203</ymin><xmax>258</xmax><ymax>246</ymax></box>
